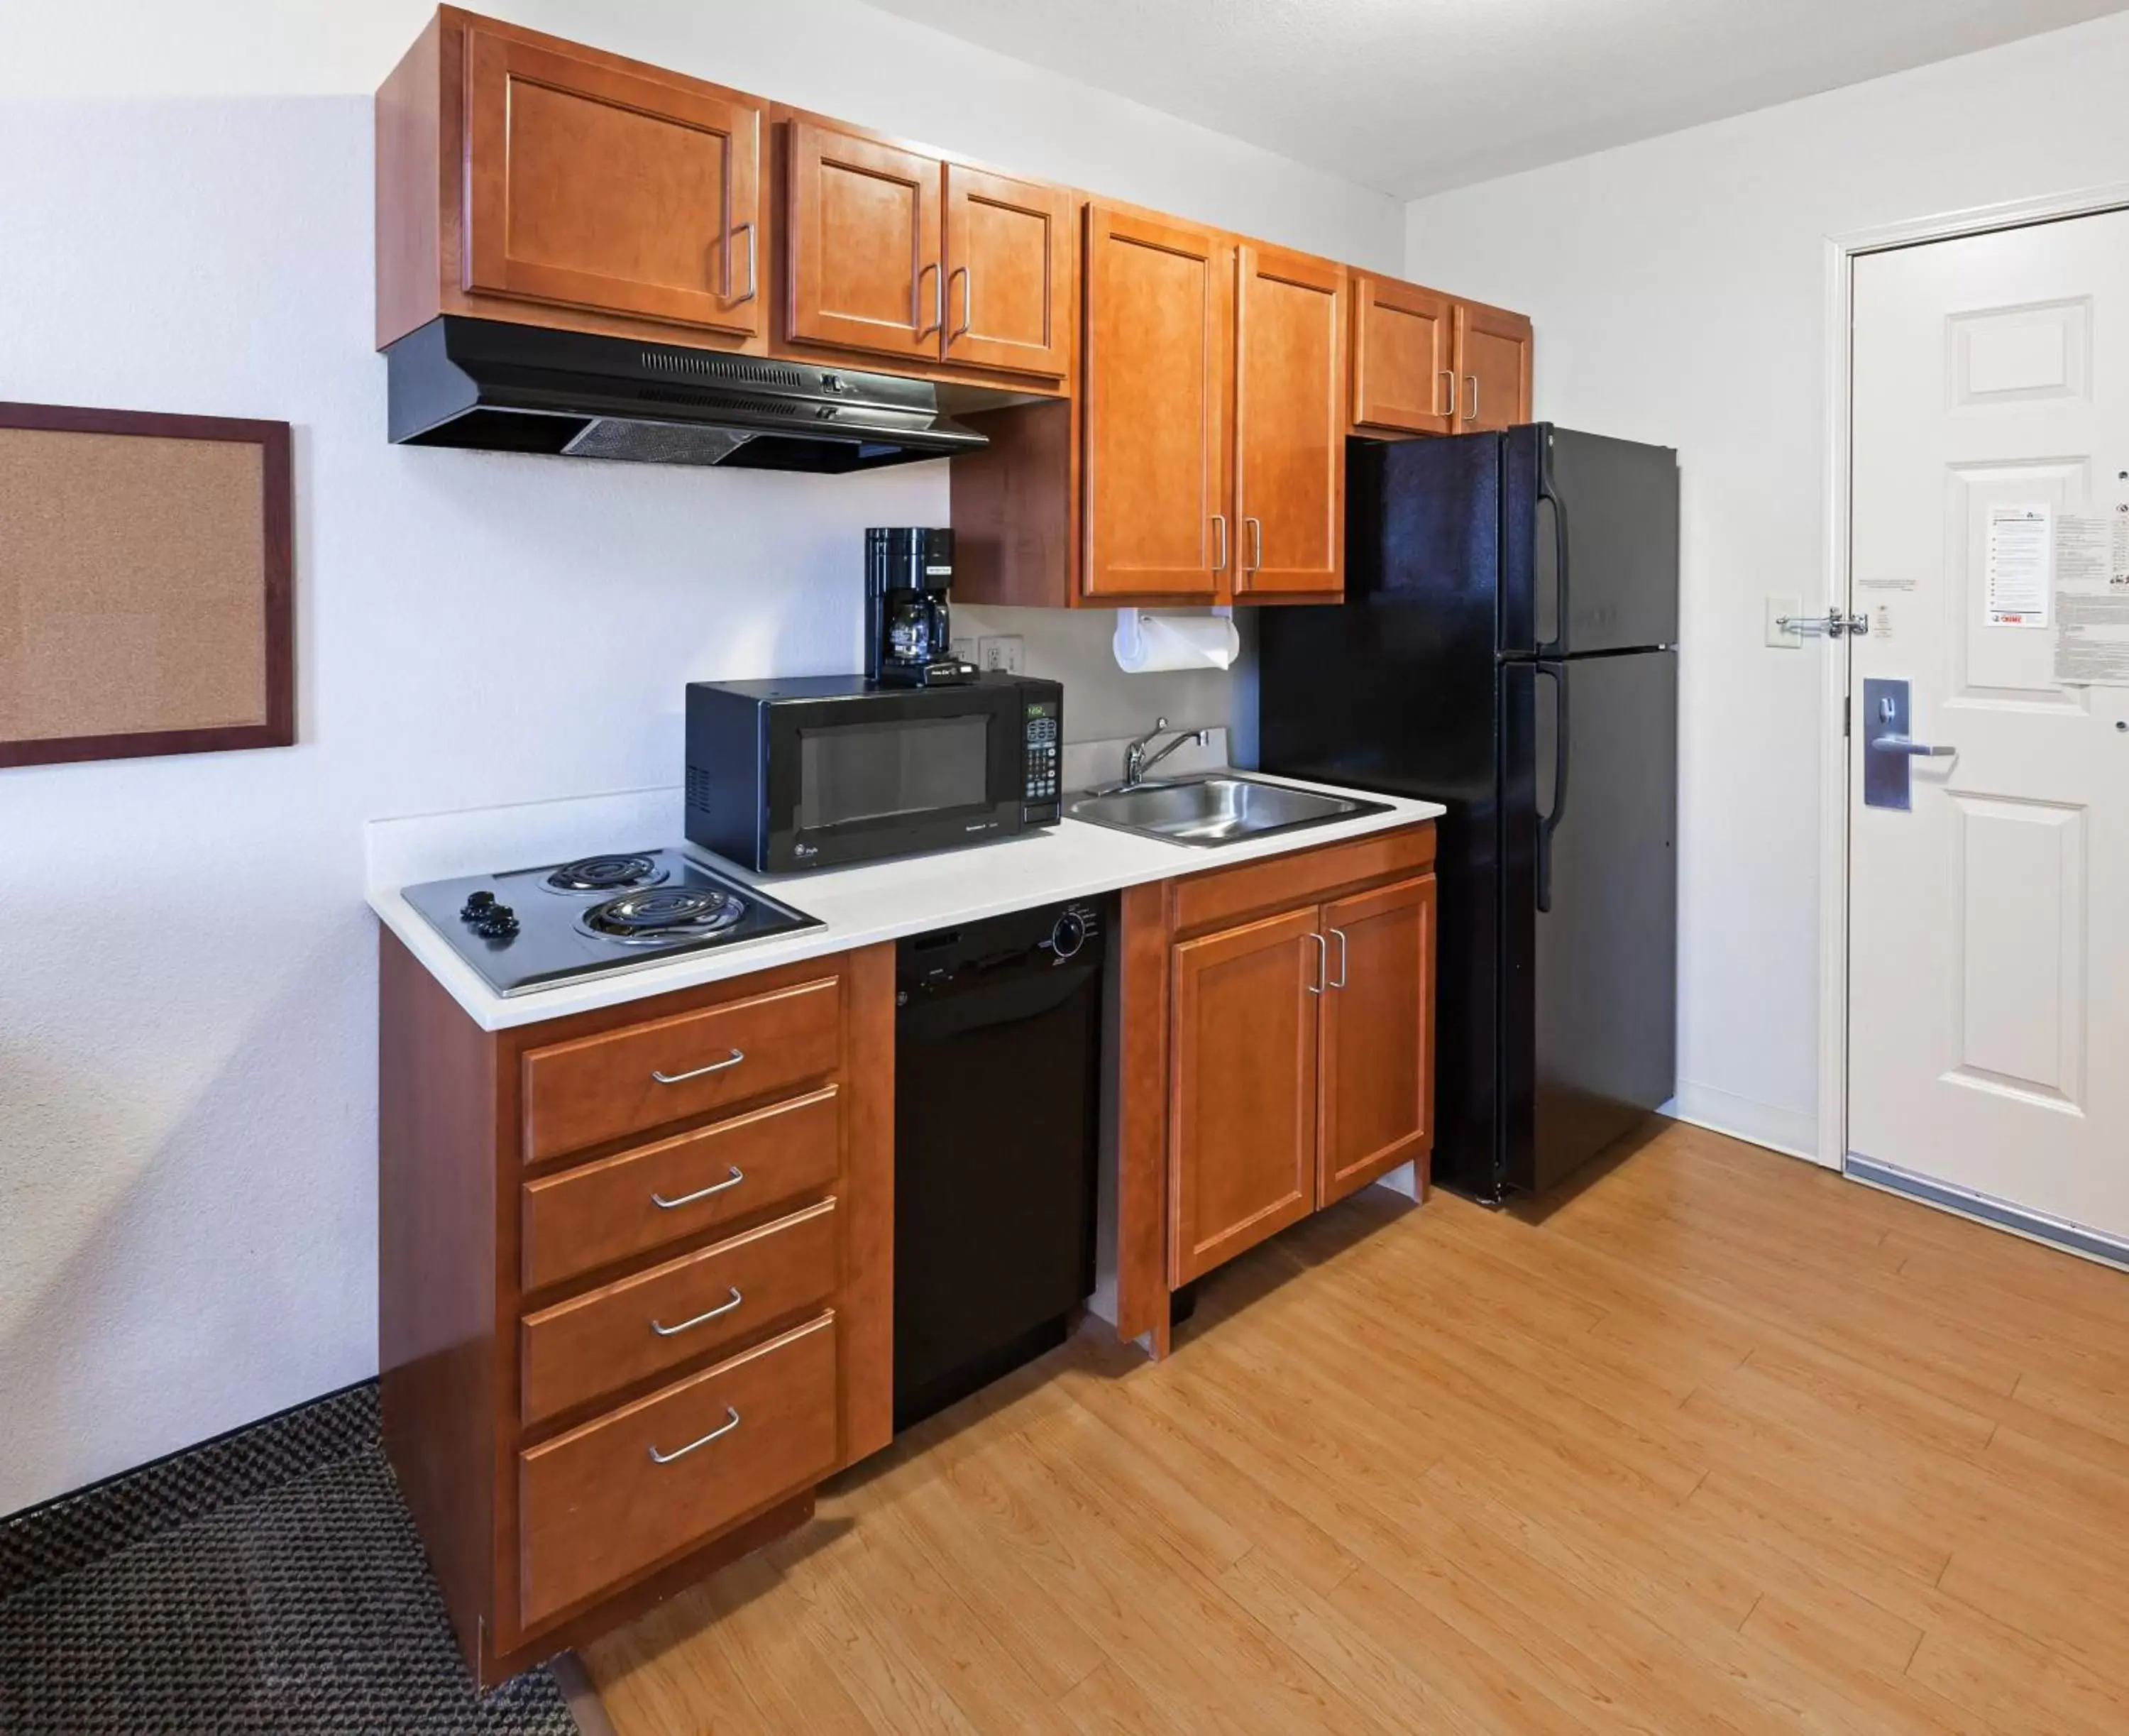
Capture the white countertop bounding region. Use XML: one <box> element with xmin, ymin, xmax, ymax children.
<box><xmin>366</xmin><ymin>773</ymin><xmax>1443</xmax><ymax>1031</ymax></box>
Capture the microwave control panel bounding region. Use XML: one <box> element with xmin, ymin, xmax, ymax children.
<box><xmin>1023</xmin><ymin>699</ymin><xmax>1060</xmax><ymax>813</ymax></box>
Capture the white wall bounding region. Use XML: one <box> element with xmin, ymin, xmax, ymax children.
<box><xmin>1403</xmin><ymin>13</ymin><xmax>2129</xmax><ymax>1158</ymax></box>
<box><xmin>0</xmin><ymin>2</ymin><xmax>1398</xmax><ymax>1515</ymax></box>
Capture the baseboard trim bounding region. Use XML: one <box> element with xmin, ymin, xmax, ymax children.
<box><xmin>1665</xmin><ymin>1082</ymin><xmax>1821</xmax><ymax>1165</ymax></box>
<box><xmin>551</xmin><ymin>1653</ymin><xmax>620</xmax><ymax>1736</ymax></box>
<box><xmin>1844</xmin><ymin>1153</ymin><xmax>2129</xmax><ymax>1273</ymax></box>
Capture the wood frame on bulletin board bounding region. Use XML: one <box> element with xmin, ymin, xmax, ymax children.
<box><xmin>0</xmin><ymin>401</ymin><xmax>294</xmax><ymax>770</ymax></box>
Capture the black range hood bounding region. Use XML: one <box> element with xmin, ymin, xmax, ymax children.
<box><xmin>385</xmin><ymin>317</ymin><xmax>988</xmax><ymax>473</ymax></box>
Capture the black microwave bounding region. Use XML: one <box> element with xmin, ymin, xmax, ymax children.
<box><xmin>685</xmin><ymin>672</ymin><xmax>1062</xmax><ymax>872</ymax></box>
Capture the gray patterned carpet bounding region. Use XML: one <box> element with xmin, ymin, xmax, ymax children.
<box><xmin>0</xmin><ymin>1385</ymin><xmax>577</xmax><ymax>1735</ymax></box>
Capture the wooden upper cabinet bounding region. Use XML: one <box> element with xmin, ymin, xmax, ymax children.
<box><xmin>1455</xmin><ymin>300</ymin><xmax>1534</xmax><ymax>432</ymax></box>
<box><xmin>942</xmin><ymin>164</ymin><xmax>1072</xmax><ymax>379</ymax></box>
<box><xmin>785</xmin><ymin>121</ymin><xmax>943</xmax><ymax>363</ymax></box>
<box><xmin>1234</xmin><ymin>244</ymin><xmax>1346</xmax><ymax>598</ymax></box>
<box><xmin>1317</xmin><ymin>874</ymin><xmax>1436</xmax><ymax>1206</ymax></box>
<box><xmin>1083</xmin><ymin>206</ymin><xmax>1233</xmax><ymax>601</ymax></box>
<box><xmin>1350</xmin><ymin>275</ymin><xmax>1456</xmax><ymax>436</ymax></box>
<box><xmin>1170</xmin><ymin>906</ymin><xmax>1321</xmax><ymax>1285</ymax></box>
<box><xmin>461</xmin><ymin>27</ymin><xmax>764</xmax><ymax>336</ymax></box>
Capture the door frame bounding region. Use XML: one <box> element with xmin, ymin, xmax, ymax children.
<box><xmin>1815</xmin><ymin>179</ymin><xmax>2129</xmax><ymax>1172</ymax></box>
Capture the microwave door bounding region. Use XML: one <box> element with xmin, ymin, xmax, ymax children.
<box><xmin>768</xmin><ymin>692</ymin><xmax>1019</xmax><ymax>868</ymax></box>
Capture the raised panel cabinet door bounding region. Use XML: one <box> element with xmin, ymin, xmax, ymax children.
<box><xmin>1235</xmin><ymin>244</ymin><xmax>1346</xmax><ymax>597</ymax></box>
<box><xmin>1169</xmin><ymin>906</ymin><xmax>1322</xmax><ymax>1285</ymax></box>
<box><xmin>1318</xmin><ymin>874</ymin><xmax>1436</xmax><ymax>1207</ymax></box>
<box><xmin>1083</xmin><ymin>206</ymin><xmax>1232</xmax><ymax>600</ymax></box>
<box><xmin>942</xmin><ymin>164</ymin><xmax>1072</xmax><ymax>379</ymax></box>
<box><xmin>1454</xmin><ymin>300</ymin><xmax>1534</xmax><ymax>433</ymax></box>
<box><xmin>1351</xmin><ymin>275</ymin><xmax>1456</xmax><ymax>436</ymax></box>
<box><xmin>463</xmin><ymin>29</ymin><xmax>762</xmax><ymax>336</ymax></box>
<box><xmin>786</xmin><ymin>121</ymin><xmax>944</xmax><ymax>362</ymax></box>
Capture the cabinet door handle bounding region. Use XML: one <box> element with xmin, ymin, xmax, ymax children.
<box><xmin>650</xmin><ymin>1287</ymin><xmax>744</xmax><ymax>1337</ymax></box>
<box><xmin>1246</xmin><ymin>517</ymin><xmax>1263</xmax><ymax>573</ymax></box>
<box><xmin>916</xmin><ymin>261</ymin><xmax>942</xmax><ymax>337</ymax></box>
<box><xmin>1464</xmin><ymin>373</ymin><xmax>1479</xmax><ymax>423</ymax></box>
<box><xmin>650</xmin><ymin>1165</ymin><xmax>744</xmax><ymax>1210</ymax></box>
<box><xmin>1211</xmin><ymin>514</ymin><xmax>1228</xmax><ymax>572</ymax></box>
<box><xmin>1439</xmin><ymin>370</ymin><xmax>1456</xmax><ymax>419</ymax></box>
<box><xmin>651</xmin><ymin>1049</ymin><xmax>744</xmax><ymax>1086</ymax></box>
<box><xmin>1327</xmin><ymin>927</ymin><xmax>1348</xmax><ymax>989</ymax></box>
<box><xmin>731</xmin><ymin>221</ymin><xmax>757</xmax><ymax>305</ymax></box>
<box><xmin>949</xmin><ymin>265</ymin><xmax>973</xmax><ymax>341</ymax></box>
<box><xmin>648</xmin><ymin>1406</ymin><xmax>740</xmax><ymax>1465</ymax></box>
<box><xmin>1306</xmin><ymin>931</ymin><xmax>1327</xmax><ymax>995</ymax></box>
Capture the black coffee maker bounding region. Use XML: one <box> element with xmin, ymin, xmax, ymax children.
<box><xmin>866</xmin><ymin>527</ymin><xmax>977</xmax><ymax>687</ymax></box>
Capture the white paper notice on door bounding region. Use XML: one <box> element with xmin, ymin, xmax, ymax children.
<box><xmin>1986</xmin><ymin>504</ymin><xmax>2052</xmax><ymax>627</ymax></box>
<box><xmin>2052</xmin><ymin>510</ymin><xmax>2129</xmax><ymax>686</ymax></box>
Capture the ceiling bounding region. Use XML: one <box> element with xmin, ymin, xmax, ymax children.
<box><xmin>859</xmin><ymin>0</ymin><xmax>2128</xmax><ymax>198</ymax></box>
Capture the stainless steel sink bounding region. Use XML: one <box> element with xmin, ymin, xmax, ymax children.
<box><xmin>1066</xmin><ymin>775</ymin><xmax>1390</xmax><ymax>847</ymax></box>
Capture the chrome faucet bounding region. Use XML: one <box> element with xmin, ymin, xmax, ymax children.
<box><xmin>1121</xmin><ymin>718</ymin><xmax>1208</xmax><ymax>789</ymax></box>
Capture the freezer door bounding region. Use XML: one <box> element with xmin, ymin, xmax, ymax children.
<box><xmin>1502</xmin><ymin>650</ymin><xmax>1679</xmax><ymax>1195</ymax></box>
<box><xmin>1256</xmin><ymin>436</ymin><xmax>1503</xmax><ymax>803</ymax></box>
<box><xmin>1502</xmin><ymin>427</ymin><xmax>1680</xmax><ymax>657</ymax></box>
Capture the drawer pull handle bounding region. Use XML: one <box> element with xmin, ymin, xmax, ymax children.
<box><xmin>648</xmin><ymin>1406</ymin><xmax>740</xmax><ymax>1465</ymax></box>
<box><xmin>650</xmin><ymin>1287</ymin><xmax>743</xmax><ymax>1337</ymax></box>
<box><xmin>651</xmin><ymin>1049</ymin><xmax>744</xmax><ymax>1086</ymax></box>
<box><xmin>650</xmin><ymin>1166</ymin><xmax>744</xmax><ymax>1210</ymax></box>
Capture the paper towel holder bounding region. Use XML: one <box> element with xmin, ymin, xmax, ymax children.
<box><xmin>1112</xmin><ymin>605</ymin><xmax>1239</xmax><ymax>674</ymax></box>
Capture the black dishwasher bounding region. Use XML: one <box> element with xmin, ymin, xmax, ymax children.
<box><xmin>893</xmin><ymin>896</ymin><xmax>1108</xmax><ymax>1432</ymax></box>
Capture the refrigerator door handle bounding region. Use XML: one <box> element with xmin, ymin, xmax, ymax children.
<box><xmin>1535</xmin><ymin>662</ymin><xmax>1568</xmax><ymax>914</ymax></box>
<box><xmin>1536</xmin><ymin>478</ymin><xmax>1569</xmax><ymax>656</ymax></box>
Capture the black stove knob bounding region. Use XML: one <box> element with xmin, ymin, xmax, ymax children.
<box><xmin>1048</xmin><ymin>910</ymin><xmax>1087</xmax><ymax>960</ymax></box>
<box><xmin>459</xmin><ymin>890</ymin><xmax>496</xmax><ymax>922</ymax></box>
<box><xmin>471</xmin><ymin>902</ymin><xmax>518</xmax><ymax>940</ymax></box>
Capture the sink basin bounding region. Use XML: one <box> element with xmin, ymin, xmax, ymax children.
<box><xmin>1066</xmin><ymin>775</ymin><xmax>1390</xmax><ymax>847</ymax></box>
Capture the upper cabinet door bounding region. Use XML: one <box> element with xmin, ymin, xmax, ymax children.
<box><xmin>1083</xmin><ymin>207</ymin><xmax>1232</xmax><ymax>601</ymax></box>
<box><xmin>1234</xmin><ymin>244</ymin><xmax>1346</xmax><ymax>598</ymax></box>
<box><xmin>785</xmin><ymin>121</ymin><xmax>944</xmax><ymax>363</ymax></box>
<box><xmin>1350</xmin><ymin>275</ymin><xmax>1456</xmax><ymax>436</ymax></box>
<box><xmin>1170</xmin><ymin>907</ymin><xmax>1322</xmax><ymax>1286</ymax></box>
<box><xmin>942</xmin><ymin>165</ymin><xmax>1072</xmax><ymax>379</ymax></box>
<box><xmin>462</xmin><ymin>30</ymin><xmax>763</xmax><ymax>336</ymax></box>
<box><xmin>1317</xmin><ymin>874</ymin><xmax>1436</xmax><ymax>1207</ymax></box>
<box><xmin>1455</xmin><ymin>300</ymin><xmax>1534</xmax><ymax>433</ymax></box>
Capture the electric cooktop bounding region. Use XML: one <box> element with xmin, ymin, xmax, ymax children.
<box><xmin>400</xmin><ymin>848</ymin><xmax>821</xmax><ymax>996</ymax></box>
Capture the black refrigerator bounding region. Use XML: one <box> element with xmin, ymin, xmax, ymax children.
<box><xmin>1256</xmin><ymin>425</ymin><xmax>1678</xmax><ymax>1203</ymax></box>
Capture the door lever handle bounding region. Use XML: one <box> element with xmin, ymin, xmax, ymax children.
<box><xmin>1871</xmin><ymin>735</ymin><xmax>1955</xmax><ymax>757</ymax></box>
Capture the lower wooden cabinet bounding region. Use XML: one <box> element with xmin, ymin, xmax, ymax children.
<box><xmin>378</xmin><ymin>938</ymin><xmax>893</xmax><ymax>1686</ymax></box>
<box><xmin>1170</xmin><ymin>907</ymin><xmax>1321</xmax><ymax>1285</ymax></box>
<box><xmin>1133</xmin><ymin>824</ymin><xmax>1439</xmax><ymax>1314</ymax></box>
<box><xmin>1319</xmin><ymin>875</ymin><xmax>1436</xmax><ymax>1205</ymax></box>
<box><xmin>517</xmin><ymin>1312</ymin><xmax>840</xmax><ymax>1627</ymax></box>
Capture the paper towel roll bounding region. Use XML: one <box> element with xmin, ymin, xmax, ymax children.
<box><xmin>1112</xmin><ymin>608</ymin><xmax>1240</xmax><ymax>673</ymax></box>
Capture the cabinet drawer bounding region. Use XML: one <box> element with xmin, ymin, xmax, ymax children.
<box><xmin>519</xmin><ymin>1312</ymin><xmax>838</xmax><ymax>1630</ymax></box>
<box><xmin>1170</xmin><ymin>824</ymin><xmax>1435</xmax><ymax>937</ymax></box>
<box><xmin>522</xmin><ymin>1086</ymin><xmax>840</xmax><ymax>1290</ymax></box>
<box><xmin>522</xmin><ymin>977</ymin><xmax>842</xmax><ymax>1162</ymax></box>
<box><xmin>521</xmin><ymin>1199</ymin><xmax>840</xmax><ymax>1426</ymax></box>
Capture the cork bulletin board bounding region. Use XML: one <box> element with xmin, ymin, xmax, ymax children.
<box><xmin>0</xmin><ymin>402</ymin><xmax>293</xmax><ymax>769</ymax></box>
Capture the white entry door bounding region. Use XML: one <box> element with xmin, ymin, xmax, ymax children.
<box><xmin>1849</xmin><ymin>209</ymin><xmax>2129</xmax><ymax>1253</ymax></box>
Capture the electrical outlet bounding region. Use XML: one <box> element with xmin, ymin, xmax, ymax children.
<box><xmin>1765</xmin><ymin>596</ymin><xmax>1801</xmax><ymax>649</ymax></box>
<box><xmin>950</xmin><ymin>637</ymin><xmax>977</xmax><ymax>668</ymax></box>
<box><xmin>977</xmin><ymin>634</ymin><xmax>1025</xmax><ymax>675</ymax></box>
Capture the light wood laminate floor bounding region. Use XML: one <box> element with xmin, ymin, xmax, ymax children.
<box><xmin>583</xmin><ymin>1119</ymin><xmax>2129</xmax><ymax>1734</ymax></box>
